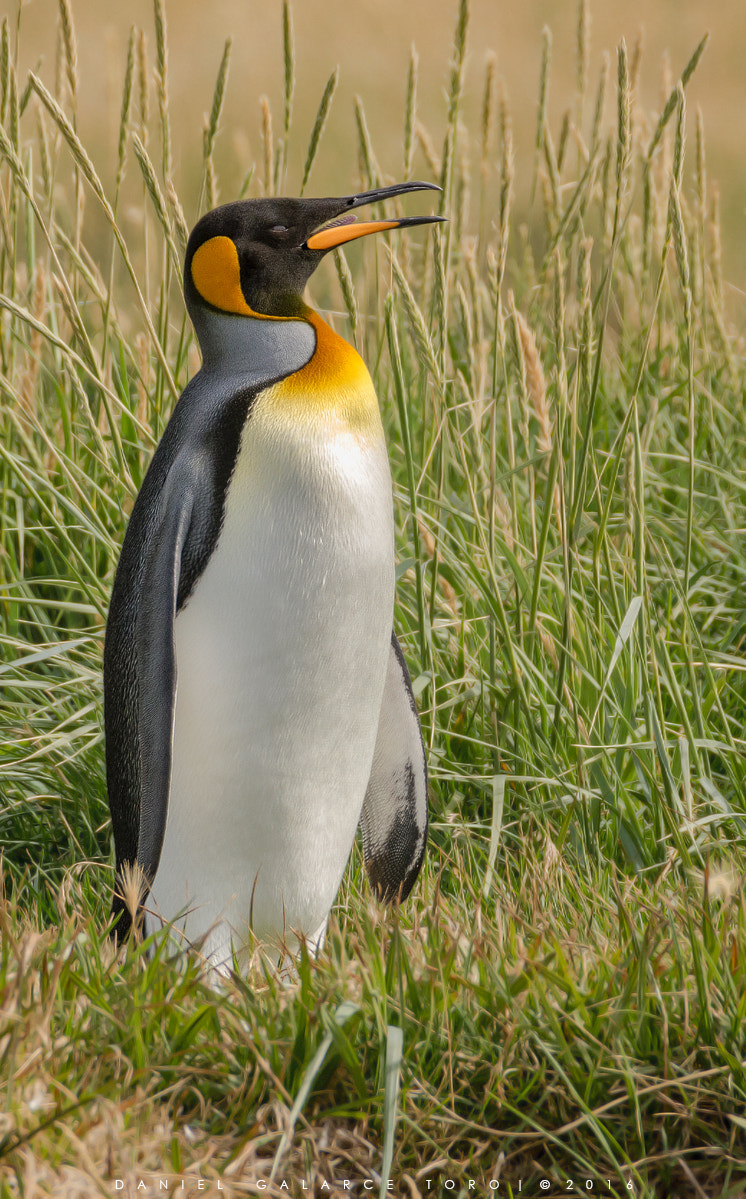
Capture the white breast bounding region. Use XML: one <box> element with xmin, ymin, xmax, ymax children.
<box><xmin>148</xmin><ymin>388</ymin><xmax>395</xmax><ymax>968</ymax></box>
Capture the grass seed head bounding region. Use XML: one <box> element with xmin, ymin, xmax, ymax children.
<box><xmin>514</xmin><ymin>308</ymin><xmax>550</xmax><ymax>454</ymax></box>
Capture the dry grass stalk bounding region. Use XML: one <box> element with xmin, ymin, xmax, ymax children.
<box><xmin>455</xmin><ymin>118</ymin><xmax>471</xmax><ymax>239</ymax></box>
<box><xmin>354</xmin><ymin>93</ymin><xmax>381</xmax><ymax>190</ymax></box>
<box><xmin>136</xmin><ymin>27</ymin><xmax>149</xmax><ymax>144</ymax></box>
<box><xmin>598</xmin><ymin>137</ymin><xmax>612</xmax><ymax>246</ymax></box>
<box><xmin>513</xmin><ymin>308</ymin><xmax>550</xmax><ymax>455</ymax></box>
<box><xmin>496</xmin><ymin>81</ymin><xmax>513</xmax><ymax>279</ymax></box>
<box><xmin>615</xmin><ymin>40</ymin><xmax>632</xmax><ymax>217</ymax></box>
<box><xmin>542</xmin><ymin>833</ymin><xmax>562</xmax><ymax>882</ymax></box>
<box><xmin>415</xmin><ymin>120</ymin><xmax>441</xmax><ymax>180</ymax></box>
<box><xmin>669</xmin><ymin>180</ymin><xmax>691</xmax><ymax>314</ymax></box>
<box><xmin>417</xmin><ymin>517</ymin><xmax>458</xmax><ymax>615</ymax></box>
<box><xmin>624</xmin><ymin>431</ymin><xmax>636</xmax><ymax>567</ymax></box>
<box><xmin>132</xmin><ymin>133</ymin><xmax>180</xmax><ymax>274</ymax></box>
<box><xmin>531</xmin><ymin>26</ymin><xmax>552</xmax><ymax>205</ymax></box>
<box><xmin>153</xmin><ymin>0</ymin><xmax>172</xmax><ymax>182</ymax></box>
<box><xmin>404</xmin><ymin>43</ymin><xmax>418</xmax><ymax>180</ymax></box>
<box><xmin>388</xmin><ymin>250</ymin><xmax>441</xmax><ymax>385</ymax></box>
<box><xmin>281</xmin><ymin>0</ymin><xmax>294</xmax><ymax>145</ymax></box>
<box><xmin>709</xmin><ymin>182</ymin><xmax>723</xmax><ymax>312</ymax></box>
<box><xmin>116</xmin><ymin>861</ymin><xmax>149</xmax><ymax>932</ymax></box>
<box><xmin>542</xmin><ymin>120</ymin><xmax>561</xmax><ymax>228</ymax></box>
<box><xmin>201</xmin><ymin>39</ymin><xmax>231</xmax><ymax>208</ymax></box>
<box><xmin>456</xmin><ymin>281</ymin><xmax>479</xmax><ymax>420</ymax></box>
<box><xmin>301</xmin><ymin>69</ymin><xmax>340</xmax><ymax>196</ymax></box>
<box><xmin>188</xmin><ymin>340</ymin><xmax>202</xmax><ymax>379</ymax></box>
<box><xmin>20</xmin><ymin>263</ymin><xmax>46</xmax><ymax>415</ymax></box>
<box><xmin>641</xmin><ymin>156</ymin><xmax>653</xmax><ymax>281</ymax></box>
<box><xmin>463</xmin><ymin>237</ymin><xmax>488</xmax><ymax>416</ymax></box>
<box><xmin>0</xmin><ymin>17</ymin><xmax>9</xmax><ymax>125</ymax></box>
<box><xmin>507</xmin><ymin>291</ymin><xmax>530</xmax><ymax>453</ymax></box>
<box><xmin>134</xmin><ymin>331</ymin><xmax>151</xmax><ymax>433</ymax></box>
<box><xmin>695</xmin><ymin>106</ymin><xmax>706</xmax><ymax>226</ymax></box>
<box><xmin>480</xmin><ymin>51</ymin><xmax>497</xmax><ymax>174</ymax></box>
<box><xmin>672</xmin><ymin>82</ymin><xmax>685</xmax><ymax>190</ymax></box>
<box><xmin>537</xmin><ymin>620</ymin><xmax>559</xmax><ymax>667</ymax></box>
<box><xmin>333</xmin><ymin>247</ymin><xmax>359</xmax><ymax>349</ymax></box>
<box><xmin>579</xmin><ymin>237</ymin><xmax>594</xmax><ymax>397</ymax></box>
<box><xmin>557</xmin><ymin>109</ymin><xmax>571</xmax><ymax>174</ymax></box>
<box><xmin>34</xmin><ymin>105</ymin><xmax>52</xmax><ymax>204</ymax></box>
<box><xmin>551</xmin><ymin>247</ymin><xmax>566</xmax><ymax>395</ymax></box>
<box><xmin>167</xmin><ymin>176</ymin><xmax>189</xmax><ymax>253</ymax></box>
<box><xmin>57</xmin><ymin>0</ymin><xmax>79</xmax><ymax>118</ymax></box>
<box><xmin>431</xmin><ymin>215</ymin><xmax>448</xmax><ymax>366</ymax></box>
<box><xmin>115</xmin><ymin>28</ymin><xmax>135</xmax><ymax>199</ymax></box>
<box><xmin>492</xmin><ymin>485</ymin><xmax>514</xmax><ymax>552</ymax></box>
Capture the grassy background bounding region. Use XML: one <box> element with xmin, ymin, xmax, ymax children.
<box><xmin>2</xmin><ymin>0</ymin><xmax>746</xmax><ymax>1194</ymax></box>
<box><xmin>12</xmin><ymin>0</ymin><xmax>746</xmax><ymax>291</ymax></box>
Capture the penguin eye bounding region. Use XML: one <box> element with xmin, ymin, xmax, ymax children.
<box><xmin>267</xmin><ymin>224</ymin><xmax>291</xmax><ymax>241</ymax></box>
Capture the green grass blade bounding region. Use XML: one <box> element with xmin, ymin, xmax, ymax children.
<box><xmin>300</xmin><ymin>67</ymin><xmax>338</xmax><ymax>196</ymax></box>
<box><xmin>379</xmin><ymin>1025</ymin><xmax>403</xmax><ymax>1199</ymax></box>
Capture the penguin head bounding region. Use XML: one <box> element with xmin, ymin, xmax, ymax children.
<box><xmin>184</xmin><ymin>181</ymin><xmax>445</xmax><ymax>325</ymax></box>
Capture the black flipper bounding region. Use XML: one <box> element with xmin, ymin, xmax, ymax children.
<box><xmin>360</xmin><ymin>631</ymin><xmax>428</xmax><ymax>902</ymax></box>
<box><xmin>105</xmin><ymin>463</ymin><xmax>195</xmax><ymax>939</ymax></box>
<box><xmin>134</xmin><ymin>480</ymin><xmax>193</xmax><ymax>885</ymax></box>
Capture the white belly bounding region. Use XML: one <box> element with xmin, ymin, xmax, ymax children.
<box><xmin>148</xmin><ymin>392</ymin><xmax>394</xmax><ymax>967</ymax></box>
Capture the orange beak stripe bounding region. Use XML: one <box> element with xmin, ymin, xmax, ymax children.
<box><xmin>306</xmin><ymin>219</ymin><xmax>401</xmax><ymax>251</ymax></box>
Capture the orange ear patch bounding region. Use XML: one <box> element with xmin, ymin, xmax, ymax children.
<box><xmin>191</xmin><ymin>236</ymin><xmax>254</xmax><ymax>316</ymax></box>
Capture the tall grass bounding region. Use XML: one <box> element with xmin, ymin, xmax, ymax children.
<box><xmin>1</xmin><ymin>0</ymin><xmax>746</xmax><ymax>1193</ymax></box>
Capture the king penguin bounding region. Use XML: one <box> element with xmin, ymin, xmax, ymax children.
<box><xmin>104</xmin><ymin>181</ymin><xmax>443</xmax><ymax>971</ymax></box>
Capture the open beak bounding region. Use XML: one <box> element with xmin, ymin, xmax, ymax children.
<box><xmin>305</xmin><ymin>181</ymin><xmax>446</xmax><ymax>251</ymax></box>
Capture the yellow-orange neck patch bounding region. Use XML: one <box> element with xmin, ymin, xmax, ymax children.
<box><xmin>289</xmin><ymin>311</ymin><xmax>368</xmax><ymax>390</ymax></box>
<box><xmin>273</xmin><ymin>311</ymin><xmax>381</xmax><ymax>433</ymax></box>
